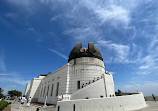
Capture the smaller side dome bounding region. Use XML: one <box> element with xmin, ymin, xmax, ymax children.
<box><xmin>68</xmin><ymin>42</ymin><xmax>103</xmax><ymax>62</ymax></box>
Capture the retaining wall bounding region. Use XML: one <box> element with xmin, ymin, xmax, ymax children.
<box><xmin>57</xmin><ymin>93</ymin><xmax>146</xmax><ymax>111</ymax></box>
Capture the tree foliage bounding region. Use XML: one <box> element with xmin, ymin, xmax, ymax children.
<box><xmin>8</xmin><ymin>90</ymin><xmax>22</xmax><ymax>97</ymax></box>
<box><xmin>0</xmin><ymin>88</ymin><xmax>5</xmax><ymax>99</ymax></box>
<box><xmin>0</xmin><ymin>88</ymin><xmax>3</xmax><ymax>94</ymax></box>
<box><xmin>118</xmin><ymin>89</ymin><xmax>122</xmax><ymax>94</ymax></box>
<box><xmin>115</xmin><ymin>89</ymin><xmax>123</xmax><ymax>96</ymax></box>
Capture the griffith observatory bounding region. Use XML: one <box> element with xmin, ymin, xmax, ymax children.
<box><xmin>24</xmin><ymin>42</ymin><xmax>146</xmax><ymax>111</ymax></box>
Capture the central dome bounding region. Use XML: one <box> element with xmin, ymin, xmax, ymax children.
<box><xmin>68</xmin><ymin>42</ymin><xmax>103</xmax><ymax>62</ymax></box>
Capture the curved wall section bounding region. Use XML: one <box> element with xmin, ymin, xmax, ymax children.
<box><xmin>68</xmin><ymin>57</ymin><xmax>105</xmax><ymax>94</ymax></box>
<box><xmin>71</xmin><ymin>78</ymin><xmax>106</xmax><ymax>100</ymax></box>
<box><xmin>57</xmin><ymin>93</ymin><xmax>146</xmax><ymax>111</ymax></box>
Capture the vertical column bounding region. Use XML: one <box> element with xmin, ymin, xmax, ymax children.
<box><xmin>66</xmin><ymin>63</ymin><xmax>70</xmax><ymax>94</ymax></box>
<box><xmin>102</xmin><ymin>74</ymin><xmax>107</xmax><ymax>97</ymax></box>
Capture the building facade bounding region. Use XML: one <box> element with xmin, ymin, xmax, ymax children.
<box><xmin>24</xmin><ymin>42</ymin><xmax>146</xmax><ymax>111</ymax></box>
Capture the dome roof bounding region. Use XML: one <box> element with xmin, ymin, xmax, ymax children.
<box><xmin>68</xmin><ymin>42</ymin><xmax>103</xmax><ymax>62</ymax></box>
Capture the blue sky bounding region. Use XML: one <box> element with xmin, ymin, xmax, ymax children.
<box><xmin>0</xmin><ymin>0</ymin><xmax>158</xmax><ymax>96</ymax></box>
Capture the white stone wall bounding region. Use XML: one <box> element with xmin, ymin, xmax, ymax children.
<box><xmin>57</xmin><ymin>93</ymin><xmax>146</xmax><ymax>111</ymax></box>
<box><xmin>25</xmin><ymin>57</ymin><xmax>116</xmax><ymax>104</ymax></box>
<box><xmin>71</xmin><ymin>78</ymin><xmax>106</xmax><ymax>100</ymax></box>
<box><xmin>37</xmin><ymin>57</ymin><xmax>109</xmax><ymax>104</ymax></box>
<box><xmin>24</xmin><ymin>83</ymin><xmax>30</xmax><ymax>97</ymax></box>
<box><xmin>38</xmin><ymin>64</ymin><xmax>69</xmax><ymax>104</ymax></box>
<box><xmin>68</xmin><ymin>57</ymin><xmax>105</xmax><ymax>94</ymax></box>
<box><xmin>104</xmin><ymin>73</ymin><xmax>115</xmax><ymax>97</ymax></box>
<box><xmin>24</xmin><ymin>56</ymin><xmax>146</xmax><ymax>111</ymax></box>
<box><xmin>69</xmin><ymin>73</ymin><xmax>115</xmax><ymax>100</ymax></box>
<box><xmin>26</xmin><ymin>76</ymin><xmax>45</xmax><ymax>102</ymax></box>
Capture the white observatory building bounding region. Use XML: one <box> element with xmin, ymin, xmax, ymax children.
<box><xmin>24</xmin><ymin>42</ymin><xmax>146</xmax><ymax>111</ymax></box>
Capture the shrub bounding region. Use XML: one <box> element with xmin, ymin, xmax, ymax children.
<box><xmin>9</xmin><ymin>97</ymin><xmax>14</xmax><ymax>100</ymax></box>
<box><xmin>0</xmin><ymin>101</ymin><xmax>9</xmax><ymax>111</ymax></box>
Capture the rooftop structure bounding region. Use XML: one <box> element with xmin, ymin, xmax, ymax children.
<box><xmin>68</xmin><ymin>42</ymin><xmax>103</xmax><ymax>62</ymax></box>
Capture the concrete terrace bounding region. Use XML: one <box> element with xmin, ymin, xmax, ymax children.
<box><xmin>9</xmin><ymin>101</ymin><xmax>158</xmax><ymax>111</ymax></box>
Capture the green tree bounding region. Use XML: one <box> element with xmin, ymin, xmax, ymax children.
<box><xmin>0</xmin><ymin>88</ymin><xmax>3</xmax><ymax>94</ymax></box>
<box><xmin>0</xmin><ymin>88</ymin><xmax>5</xmax><ymax>98</ymax></box>
<box><xmin>8</xmin><ymin>90</ymin><xmax>22</xmax><ymax>97</ymax></box>
<box><xmin>118</xmin><ymin>89</ymin><xmax>122</xmax><ymax>94</ymax></box>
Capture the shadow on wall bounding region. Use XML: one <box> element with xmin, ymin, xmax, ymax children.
<box><xmin>31</xmin><ymin>82</ymin><xmax>41</xmax><ymax>102</ymax></box>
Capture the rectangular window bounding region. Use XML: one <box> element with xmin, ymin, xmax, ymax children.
<box><xmin>40</xmin><ymin>87</ymin><xmax>43</xmax><ymax>97</ymax></box>
<box><xmin>56</xmin><ymin>82</ymin><xmax>59</xmax><ymax>96</ymax></box>
<box><xmin>77</xmin><ymin>81</ymin><xmax>80</xmax><ymax>89</ymax></box>
<box><xmin>43</xmin><ymin>86</ymin><xmax>46</xmax><ymax>97</ymax></box>
<box><xmin>73</xmin><ymin>104</ymin><xmax>75</xmax><ymax>111</ymax></box>
<box><xmin>57</xmin><ymin>106</ymin><xmax>60</xmax><ymax>111</ymax></box>
<box><xmin>47</xmin><ymin>85</ymin><xmax>49</xmax><ymax>96</ymax></box>
<box><xmin>51</xmin><ymin>84</ymin><xmax>54</xmax><ymax>96</ymax></box>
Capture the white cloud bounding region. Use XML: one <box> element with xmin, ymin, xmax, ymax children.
<box><xmin>124</xmin><ymin>26</ymin><xmax>136</xmax><ymax>39</ymax></box>
<box><xmin>7</xmin><ymin>0</ymin><xmax>135</xmax><ymax>42</ymax></box>
<box><xmin>0</xmin><ymin>73</ymin><xmax>11</xmax><ymax>76</ymax></box>
<box><xmin>2</xmin><ymin>85</ymin><xmax>19</xmax><ymax>95</ymax></box>
<box><xmin>0</xmin><ymin>58</ymin><xmax>6</xmax><ymax>72</ymax></box>
<box><xmin>0</xmin><ymin>77</ymin><xmax>30</xmax><ymax>85</ymax></box>
<box><xmin>2</xmin><ymin>84</ymin><xmax>26</xmax><ymax>95</ymax></box>
<box><xmin>49</xmin><ymin>49</ymin><xmax>68</xmax><ymax>60</ymax></box>
<box><xmin>28</xmin><ymin>27</ymin><xmax>35</xmax><ymax>32</ymax></box>
<box><xmin>50</xmin><ymin>15</ymin><xmax>61</xmax><ymax>21</ymax></box>
<box><xmin>122</xmin><ymin>81</ymin><xmax>158</xmax><ymax>96</ymax></box>
<box><xmin>64</xmin><ymin>27</ymin><xmax>101</xmax><ymax>40</ymax></box>
<box><xmin>63</xmin><ymin>0</ymin><xmax>132</xmax><ymax>41</ymax></box>
<box><xmin>96</xmin><ymin>40</ymin><xmax>130</xmax><ymax>63</ymax></box>
<box><xmin>0</xmin><ymin>72</ymin><xmax>30</xmax><ymax>84</ymax></box>
<box><xmin>0</xmin><ymin>72</ymin><xmax>30</xmax><ymax>85</ymax></box>
<box><xmin>7</xmin><ymin>0</ymin><xmax>32</xmax><ymax>6</ymax></box>
<box><xmin>137</xmin><ymin>37</ymin><xmax>158</xmax><ymax>75</ymax></box>
<box><xmin>27</xmin><ymin>27</ymin><xmax>43</xmax><ymax>43</ymax></box>
<box><xmin>0</xmin><ymin>48</ymin><xmax>6</xmax><ymax>72</ymax></box>
<box><xmin>137</xmin><ymin>55</ymin><xmax>158</xmax><ymax>75</ymax></box>
<box><xmin>78</xmin><ymin>0</ymin><xmax>131</xmax><ymax>26</ymax></box>
<box><xmin>7</xmin><ymin>0</ymin><xmax>41</xmax><ymax>13</ymax></box>
<box><xmin>5</xmin><ymin>13</ymin><xmax>18</xmax><ymax>19</ymax></box>
<box><xmin>0</xmin><ymin>72</ymin><xmax>30</xmax><ymax>95</ymax></box>
<box><xmin>95</xmin><ymin>5</ymin><xmax>130</xmax><ymax>26</ymax></box>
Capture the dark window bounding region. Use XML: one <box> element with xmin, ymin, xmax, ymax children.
<box><xmin>40</xmin><ymin>87</ymin><xmax>43</xmax><ymax>97</ymax></box>
<box><xmin>73</xmin><ymin>104</ymin><xmax>75</xmax><ymax>111</ymax></box>
<box><xmin>77</xmin><ymin>81</ymin><xmax>80</xmax><ymax>89</ymax></box>
<box><xmin>43</xmin><ymin>86</ymin><xmax>46</xmax><ymax>97</ymax></box>
<box><xmin>42</xmin><ymin>87</ymin><xmax>44</xmax><ymax>97</ymax></box>
<box><xmin>56</xmin><ymin>82</ymin><xmax>59</xmax><ymax>96</ymax></box>
<box><xmin>51</xmin><ymin>84</ymin><xmax>54</xmax><ymax>96</ymax></box>
<box><xmin>47</xmin><ymin>85</ymin><xmax>49</xmax><ymax>96</ymax></box>
<box><xmin>57</xmin><ymin>106</ymin><xmax>60</xmax><ymax>111</ymax></box>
